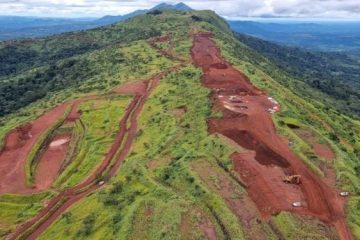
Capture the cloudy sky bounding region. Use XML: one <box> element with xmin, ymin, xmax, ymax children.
<box><xmin>0</xmin><ymin>0</ymin><xmax>360</xmax><ymax>19</ymax></box>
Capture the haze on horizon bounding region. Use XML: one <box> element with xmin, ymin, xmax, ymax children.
<box><xmin>0</xmin><ymin>0</ymin><xmax>360</xmax><ymax>20</ymax></box>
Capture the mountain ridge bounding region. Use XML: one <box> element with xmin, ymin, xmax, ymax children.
<box><xmin>0</xmin><ymin>2</ymin><xmax>193</xmax><ymax>41</ymax></box>
<box><xmin>88</xmin><ymin>2</ymin><xmax>193</xmax><ymax>26</ymax></box>
<box><xmin>0</xmin><ymin>9</ymin><xmax>359</xmax><ymax>240</ymax></box>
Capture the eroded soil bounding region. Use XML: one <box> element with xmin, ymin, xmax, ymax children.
<box><xmin>191</xmin><ymin>32</ymin><xmax>352</xmax><ymax>240</ymax></box>
<box><xmin>35</xmin><ymin>134</ymin><xmax>71</xmax><ymax>191</ymax></box>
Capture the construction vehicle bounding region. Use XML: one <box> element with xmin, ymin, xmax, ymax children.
<box><xmin>340</xmin><ymin>192</ymin><xmax>349</xmax><ymax>197</ymax></box>
<box><xmin>292</xmin><ymin>202</ymin><xmax>302</xmax><ymax>207</ymax></box>
<box><xmin>98</xmin><ymin>181</ymin><xmax>105</xmax><ymax>186</ymax></box>
<box><xmin>283</xmin><ymin>175</ymin><xmax>301</xmax><ymax>184</ymax></box>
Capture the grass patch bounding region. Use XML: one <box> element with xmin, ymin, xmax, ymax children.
<box><xmin>55</xmin><ymin>96</ymin><xmax>131</xmax><ymax>188</ymax></box>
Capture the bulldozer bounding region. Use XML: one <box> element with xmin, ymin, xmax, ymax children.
<box><xmin>283</xmin><ymin>175</ymin><xmax>301</xmax><ymax>185</ymax></box>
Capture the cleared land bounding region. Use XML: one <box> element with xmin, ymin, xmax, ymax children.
<box><xmin>191</xmin><ymin>32</ymin><xmax>352</xmax><ymax>240</ymax></box>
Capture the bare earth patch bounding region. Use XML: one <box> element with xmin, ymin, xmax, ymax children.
<box><xmin>314</xmin><ymin>143</ymin><xmax>335</xmax><ymax>161</ymax></box>
<box><xmin>35</xmin><ymin>134</ymin><xmax>71</xmax><ymax>191</ymax></box>
<box><xmin>191</xmin><ymin>32</ymin><xmax>351</xmax><ymax>240</ymax></box>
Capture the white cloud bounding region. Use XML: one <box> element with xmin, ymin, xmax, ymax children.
<box><xmin>0</xmin><ymin>0</ymin><xmax>359</xmax><ymax>18</ymax></box>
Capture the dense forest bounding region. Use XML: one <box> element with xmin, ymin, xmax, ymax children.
<box><xmin>0</xmin><ymin>21</ymin><xmax>161</xmax><ymax>116</ymax></box>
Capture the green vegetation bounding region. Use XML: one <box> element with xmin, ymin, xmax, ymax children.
<box><xmin>201</xmin><ymin>14</ymin><xmax>360</xmax><ymax>237</ymax></box>
<box><xmin>0</xmin><ymin>9</ymin><xmax>359</xmax><ymax>240</ymax></box>
<box><xmin>38</xmin><ymin>64</ymin><xmax>247</xmax><ymax>240</ymax></box>
<box><xmin>25</xmin><ymin>106</ymin><xmax>71</xmax><ymax>187</ymax></box>
<box><xmin>213</xmin><ymin>26</ymin><xmax>360</xmax><ymax>183</ymax></box>
<box><xmin>55</xmin><ymin>96</ymin><xmax>131</xmax><ymax>188</ymax></box>
<box><xmin>0</xmin><ymin>192</ymin><xmax>52</xmax><ymax>238</ymax></box>
<box><xmin>0</xmin><ymin>14</ymin><xmax>176</xmax><ymax>116</ymax></box>
<box><xmin>0</xmin><ymin>40</ymin><xmax>173</xmax><ymax>151</ymax></box>
<box><xmin>272</xmin><ymin>212</ymin><xmax>338</xmax><ymax>239</ymax></box>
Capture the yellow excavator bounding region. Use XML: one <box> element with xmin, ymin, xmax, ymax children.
<box><xmin>283</xmin><ymin>175</ymin><xmax>301</xmax><ymax>185</ymax></box>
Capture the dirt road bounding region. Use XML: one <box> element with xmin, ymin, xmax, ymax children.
<box><xmin>7</xmin><ymin>71</ymin><xmax>166</xmax><ymax>240</ymax></box>
<box><xmin>191</xmin><ymin>32</ymin><xmax>352</xmax><ymax>240</ymax></box>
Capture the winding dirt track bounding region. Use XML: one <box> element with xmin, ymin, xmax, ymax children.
<box><xmin>191</xmin><ymin>32</ymin><xmax>352</xmax><ymax>240</ymax></box>
<box><xmin>7</xmin><ymin>70</ymin><xmax>168</xmax><ymax>240</ymax></box>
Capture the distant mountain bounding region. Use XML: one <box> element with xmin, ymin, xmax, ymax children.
<box><xmin>95</xmin><ymin>2</ymin><xmax>192</xmax><ymax>26</ymax></box>
<box><xmin>0</xmin><ymin>16</ymin><xmax>99</xmax><ymax>41</ymax></box>
<box><xmin>152</xmin><ymin>2</ymin><xmax>193</xmax><ymax>11</ymax></box>
<box><xmin>0</xmin><ymin>2</ymin><xmax>193</xmax><ymax>41</ymax></box>
<box><xmin>94</xmin><ymin>10</ymin><xmax>148</xmax><ymax>25</ymax></box>
<box><xmin>0</xmin><ymin>16</ymin><xmax>95</xmax><ymax>30</ymax></box>
<box><xmin>228</xmin><ymin>20</ymin><xmax>360</xmax><ymax>53</ymax></box>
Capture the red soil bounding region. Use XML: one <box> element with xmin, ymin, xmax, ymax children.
<box><xmin>191</xmin><ymin>32</ymin><xmax>352</xmax><ymax>240</ymax></box>
<box><xmin>0</xmin><ymin>103</ymin><xmax>70</xmax><ymax>194</ymax></box>
<box><xmin>8</xmin><ymin>70</ymin><xmax>170</xmax><ymax>240</ymax></box>
<box><xmin>113</xmin><ymin>80</ymin><xmax>148</xmax><ymax>95</ymax></box>
<box><xmin>35</xmin><ymin>134</ymin><xmax>71</xmax><ymax>191</ymax></box>
<box><xmin>314</xmin><ymin>143</ymin><xmax>335</xmax><ymax>161</ymax></box>
<box><xmin>148</xmin><ymin>34</ymin><xmax>187</xmax><ymax>62</ymax></box>
<box><xmin>66</xmin><ymin>95</ymin><xmax>99</xmax><ymax>123</ymax></box>
<box><xmin>66</xmin><ymin>99</ymin><xmax>83</xmax><ymax>122</ymax></box>
<box><xmin>198</xmin><ymin>218</ymin><xmax>217</xmax><ymax>240</ymax></box>
<box><xmin>192</xmin><ymin>159</ymin><xmax>268</xmax><ymax>239</ymax></box>
<box><xmin>149</xmin><ymin>35</ymin><xmax>171</xmax><ymax>43</ymax></box>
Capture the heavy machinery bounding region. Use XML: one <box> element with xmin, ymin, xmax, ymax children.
<box><xmin>283</xmin><ymin>175</ymin><xmax>301</xmax><ymax>184</ymax></box>
<box><xmin>340</xmin><ymin>191</ymin><xmax>349</xmax><ymax>197</ymax></box>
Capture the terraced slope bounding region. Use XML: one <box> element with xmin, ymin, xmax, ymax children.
<box><xmin>0</xmin><ymin>10</ymin><xmax>359</xmax><ymax>240</ymax></box>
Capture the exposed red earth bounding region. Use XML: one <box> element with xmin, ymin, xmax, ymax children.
<box><xmin>65</xmin><ymin>95</ymin><xmax>100</xmax><ymax>123</ymax></box>
<box><xmin>0</xmin><ymin>103</ymin><xmax>71</xmax><ymax>194</ymax></box>
<box><xmin>35</xmin><ymin>134</ymin><xmax>71</xmax><ymax>191</ymax></box>
<box><xmin>191</xmin><ymin>32</ymin><xmax>352</xmax><ymax>240</ymax></box>
<box><xmin>1</xmin><ymin>31</ymin><xmax>350</xmax><ymax>239</ymax></box>
<box><xmin>0</xmin><ymin>34</ymin><xmax>180</xmax><ymax>239</ymax></box>
<box><xmin>113</xmin><ymin>80</ymin><xmax>148</xmax><ymax>95</ymax></box>
<box><xmin>7</xmin><ymin>69</ymin><xmax>175</xmax><ymax>240</ymax></box>
<box><xmin>0</xmin><ymin>95</ymin><xmax>101</xmax><ymax>195</ymax></box>
<box><xmin>314</xmin><ymin>143</ymin><xmax>335</xmax><ymax>161</ymax></box>
<box><xmin>148</xmin><ymin>35</ymin><xmax>188</xmax><ymax>63</ymax></box>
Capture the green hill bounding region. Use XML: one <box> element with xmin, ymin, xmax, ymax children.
<box><xmin>0</xmin><ymin>10</ymin><xmax>359</xmax><ymax>240</ymax></box>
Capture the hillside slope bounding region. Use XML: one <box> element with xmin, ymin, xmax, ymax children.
<box><xmin>0</xmin><ymin>10</ymin><xmax>360</xmax><ymax>240</ymax></box>
<box><xmin>235</xmin><ymin>32</ymin><xmax>360</xmax><ymax>117</ymax></box>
